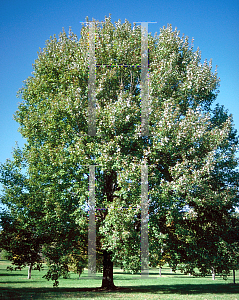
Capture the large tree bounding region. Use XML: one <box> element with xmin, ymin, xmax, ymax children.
<box><xmin>1</xmin><ymin>15</ymin><xmax>238</xmax><ymax>288</ymax></box>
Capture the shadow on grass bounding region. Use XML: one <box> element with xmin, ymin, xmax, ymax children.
<box><xmin>113</xmin><ymin>271</ymin><xmax>200</xmax><ymax>278</ymax></box>
<box><xmin>0</xmin><ymin>283</ymin><xmax>238</xmax><ymax>299</ymax></box>
<box><xmin>0</xmin><ymin>273</ymin><xmax>26</xmax><ymax>277</ymax></box>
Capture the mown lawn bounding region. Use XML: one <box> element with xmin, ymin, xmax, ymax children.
<box><xmin>0</xmin><ymin>259</ymin><xmax>238</xmax><ymax>299</ymax></box>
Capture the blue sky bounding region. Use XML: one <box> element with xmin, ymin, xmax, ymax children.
<box><xmin>0</xmin><ymin>1</ymin><xmax>238</xmax><ymax>166</ymax></box>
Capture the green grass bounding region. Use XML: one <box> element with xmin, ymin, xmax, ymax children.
<box><xmin>0</xmin><ymin>259</ymin><xmax>238</xmax><ymax>299</ymax></box>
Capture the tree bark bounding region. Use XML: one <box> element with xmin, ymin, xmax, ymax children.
<box><xmin>212</xmin><ymin>267</ymin><xmax>215</xmax><ymax>280</ymax></box>
<box><xmin>101</xmin><ymin>250</ymin><xmax>116</xmax><ymax>289</ymax></box>
<box><xmin>28</xmin><ymin>263</ymin><xmax>32</xmax><ymax>279</ymax></box>
<box><xmin>233</xmin><ymin>270</ymin><xmax>235</xmax><ymax>284</ymax></box>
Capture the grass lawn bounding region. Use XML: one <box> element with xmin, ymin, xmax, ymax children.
<box><xmin>0</xmin><ymin>259</ymin><xmax>238</xmax><ymax>299</ymax></box>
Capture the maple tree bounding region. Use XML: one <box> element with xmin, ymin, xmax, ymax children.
<box><xmin>0</xmin><ymin>15</ymin><xmax>238</xmax><ymax>288</ymax></box>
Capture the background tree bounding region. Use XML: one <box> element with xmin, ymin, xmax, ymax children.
<box><xmin>0</xmin><ymin>212</ymin><xmax>43</xmax><ymax>279</ymax></box>
<box><xmin>0</xmin><ymin>150</ymin><xmax>45</xmax><ymax>279</ymax></box>
<box><xmin>1</xmin><ymin>15</ymin><xmax>238</xmax><ymax>288</ymax></box>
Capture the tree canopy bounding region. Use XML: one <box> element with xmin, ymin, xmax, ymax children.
<box><xmin>1</xmin><ymin>15</ymin><xmax>239</xmax><ymax>288</ymax></box>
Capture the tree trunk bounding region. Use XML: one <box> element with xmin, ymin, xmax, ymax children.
<box><xmin>159</xmin><ymin>267</ymin><xmax>161</xmax><ymax>277</ymax></box>
<box><xmin>233</xmin><ymin>270</ymin><xmax>235</xmax><ymax>284</ymax></box>
<box><xmin>212</xmin><ymin>267</ymin><xmax>215</xmax><ymax>280</ymax></box>
<box><xmin>28</xmin><ymin>263</ymin><xmax>32</xmax><ymax>279</ymax></box>
<box><xmin>101</xmin><ymin>250</ymin><xmax>116</xmax><ymax>289</ymax></box>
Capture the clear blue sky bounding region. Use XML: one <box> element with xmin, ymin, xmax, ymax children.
<box><xmin>0</xmin><ymin>0</ymin><xmax>238</xmax><ymax>164</ymax></box>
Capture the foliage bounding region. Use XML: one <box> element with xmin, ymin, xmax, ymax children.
<box><xmin>0</xmin><ymin>150</ymin><xmax>44</xmax><ymax>274</ymax></box>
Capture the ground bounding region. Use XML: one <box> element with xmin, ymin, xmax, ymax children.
<box><xmin>0</xmin><ymin>259</ymin><xmax>238</xmax><ymax>299</ymax></box>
